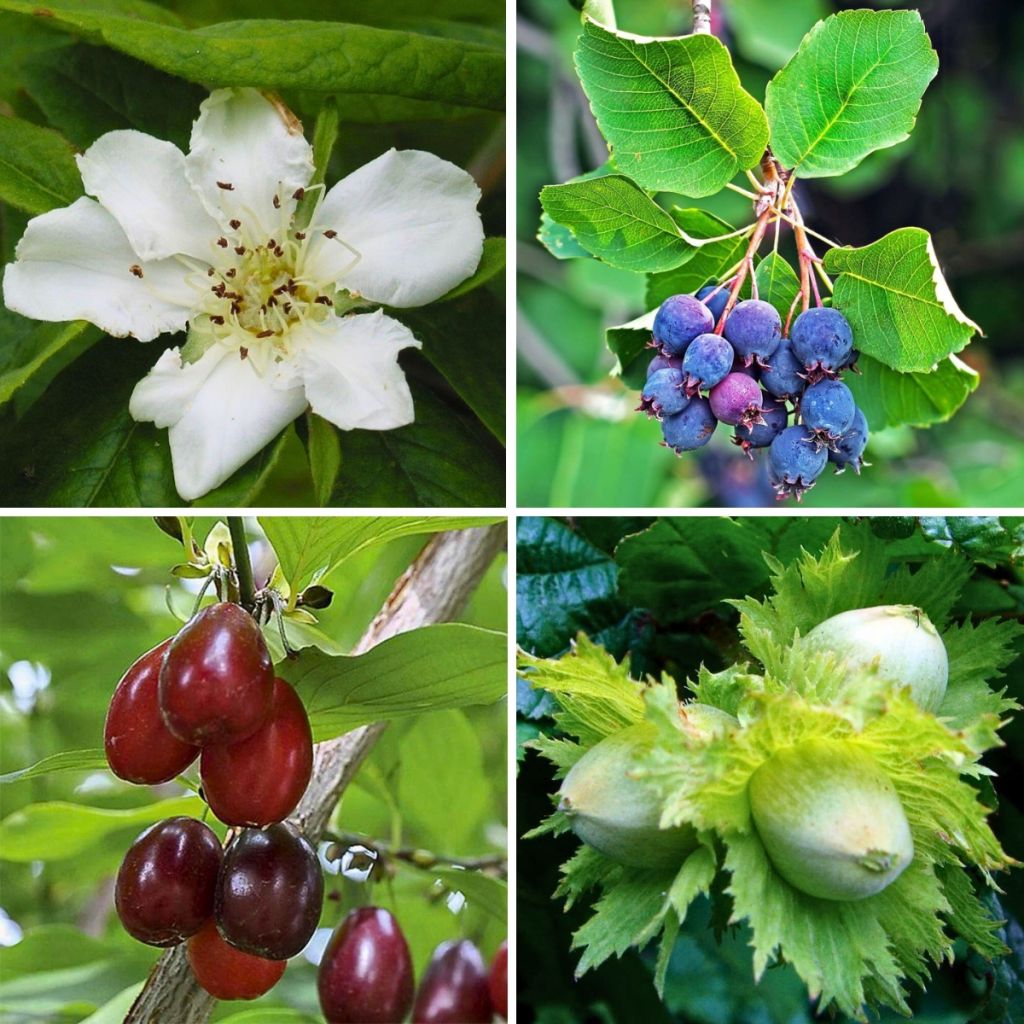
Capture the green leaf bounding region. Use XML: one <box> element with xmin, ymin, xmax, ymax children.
<box><xmin>329</xmin><ymin>373</ymin><xmax>504</xmax><ymax>507</ymax></box>
<box><xmin>430</xmin><ymin>868</ymin><xmax>507</xmax><ymax>924</ymax></box>
<box><xmin>0</xmin><ymin>748</ymin><xmax>107</xmax><ymax>784</ymax></box>
<box><xmin>283</xmin><ymin>623</ymin><xmax>506</xmax><ymax>740</ymax></box>
<box><xmin>0</xmin><ymin>1</ymin><xmax>504</xmax><ymax>112</ymax></box>
<box><xmin>574</xmin><ymin>19</ymin><xmax>769</xmax><ymax>196</ymax></box>
<box><xmin>0</xmin><ymin>796</ymin><xmax>203</xmax><ymax>861</ymax></box>
<box><xmin>261</xmin><ymin>515</ymin><xmax>500</xmax><ymax>597</ymax></box>
<box><xmin>848</xmin><ymin>353</ymin><xmax>979</xmax><ymax>431</ymax></box>
<box><xmin>540</xmin><ymin>175</ymin><xmax>695</xmax><ymax>273</ymax></box>
<box><xmin>644</xmin><ymin>209</ymin><xmax>749</xmax><ymax>313</ymax></box>
<box><xmin>306</xmin><ymin>413</ymin><xmax>341</xmax><ymax>507</ymax></box>
<box><xmin>824</xmin><ymin>228</ymin><xmax>981</xmax><ymax>373</ymax></box>
<box><xmin>765</xmin><ymin>10</ymin><xmax>938</xmax><ymax>177</ymax></box>
<box><xmin>437</xmin><ymin>236</ymin><xmax>504</xmax><ymax>301</ymax></box>
<box><xmin>753</xmin><ymin>252</ymin><xmax>800</xmax><ymax>320</ymax></box>
<box><xmin>0</xmin><ymin>114</ymin><xmax>84</xmax><ymax>214</ymax></box>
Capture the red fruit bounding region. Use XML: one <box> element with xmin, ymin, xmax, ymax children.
<box><xmin>115</xmin><ymin>817</ymin><xmax>222</xmax><ymax>946</ymax></box>
<box><xmin>318</xmin><ymin>907</ymin><xmax>415</xmax><ymax>1023</ymax></box>
<box><xmin>187</xmin><ymin>919</ymin><xmax>286</xmax><ymax>1000</ymax></box>
<box><xmin>216</xmin><ymin>822</ymin><xmax>323</xmax><ymax>959</ymax></box>
<box><xmin>105</xmin><ymin>639</ymin><xmax>199</xmax><ymax>784</ymax></box>
<box><xmin>412</xmin><ymin>940</ymin><xmax>492</xmax><ymax>1024</ymax></box>
<box><xmin>489</xmin><ymin>940</ymin><xmax>508</xmax><ymax>1019</ymax></box>
<box><xmin>159</xmin><ymin>602</ymin><xmax>274</xmax><ymax>745</ymax></box>
<box><xmin>200</xmin><ymin>677</ymin><xmax>312</xmax><ymax>826</ymax></box>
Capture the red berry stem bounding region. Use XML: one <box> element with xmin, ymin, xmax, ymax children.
<box><xmin>227</xmin><ymin>517</ymin><xmax>256</xmax><ymax>613</ymax></box>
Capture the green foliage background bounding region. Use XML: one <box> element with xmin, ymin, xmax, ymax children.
<box><xmin>0</xmin><ymin>0</ymin><xmax>505</xmax><ymax>507</ymax></box>
<box><xmin>517</xmin><ymin>0</ymin><xmax>1024</xmax><ymax>508</ymax></box>
<box><xmin>516</xmin><ymin>515</ymin><xmax>1024</xmax><ymax>1023</ymax></box>
<box><xmin>0</xmin><ymin>517</ymin><xmax>508</xmax><ymax>1022</ymax></box>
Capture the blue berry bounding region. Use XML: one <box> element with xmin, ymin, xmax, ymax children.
<box><xmin>661</xmin><ymin>397</ymin><xmax>717</xmax><ymax>453</ymax></box>
<box><xmin>653</xmin><ymin>294</ymin><xmax>715</xmax><ymax>357</ymax></box>
<box><xmin>829</xmin><ymin>407</ymin><xmax>869</xmax><ymax>474</ymax></box>
<box><xmin>800</xmin><ymin>378</ymin><xmax>855</xmax><ymax>449</ymax></box>
<box><xmin>733</xmin><ymin>396</ymin><xmax>788</xmax><ymax>458</ymax></box>
<box><xmin>697</xmin><ymin>284</ymin><xmax>729</xmax><ymax>323</ymax></box>
<box><xmin>647</xmin><ymin>354</ymin><xmax>682</xmax><ymax>375</ymax></box>
<box><xmin>723</xmin><ymin>299</ymin><xmax>782</xmax><ymax>367</ymax></box>
<box><xmin>768</xmin><ymin>425</ymin><xmax>828</xmax><ymax>501</ymax></box>
<box><xmin>709</xmin><ymin>372</ymin><xmax>765</xmax><ymax>428</ymax></box>
<box><xmin>760</xmin><ymin>339</ymin><xmax>805</xmax><ymax>401</ymax></box>
<box><xmin>638</xmin><ymin>367</ymin><xmax>687</xmax><ymax>419</ymax></box>
<box><xmin>681</xmin><ymin>333</ymin><xmax>733</xmax><ymax>396</ymax></box>
<box><xmin>790</xmin><ymin>307</ymin><xmax>853</xmax><ymax>382</ymax></box>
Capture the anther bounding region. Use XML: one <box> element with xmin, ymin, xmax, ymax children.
<box><xmin>256</xmin><ymin>329</ymin><xmax>275</xmax><ymax>338</ymax></box>
<box><xmin>217</xmin><ymin>237</ymin><xmax>228</xmax><ymax>248</ymax></box>
<box><xmin>273</xmin><ymin>195</ymin><xmax>281</xmax><ymax>209</ymax></box>
<box><xmin>129</xmin><ymin>265</ymin><xmax>144</xmax><ymax>278</ymax></box>
<box><xmin>294</xmin><ymin>231</ymin><xmax>306</xmax><ymax>240</ymax></box>
<box><xmin>292</xmin><ymin>188</ymin><xmax>305</xmax><ymax>200</ymax></box>
<box><xmin>234</xmin><ymin>246</ymin><xmax>246</xmax><ymax>255</ymax></box>
<box><xmin>229</xmin><ymin>218</ymin><xmax>241</xmax><ymax>230</ymax></box>
<box><xmin>226</xmin><ymin>268</ymin><xmax>237</xmax><ymax>278</ymax></box>
<box><xmin>274</xmin><ymin>247</ymin><xmax>285</xmax><ymax>257</ymax></box>
<box><xmin>217</xmin><ymin>181</ymin><xmax>235</xmax><ymax>191</ymax></box>
<box><xmin>268</xmin><ymin>239</ymin><xmax>277</xmax><ymax>249</ymax></box>
<box><xmin>240</xmin><ymin>347</ymin><xmax>249</xmax><ymax>359</ymax></box>
<box><xmin>315</xmin><ymin>295</ymin><xmax>333</xmax><ymax>306</ymax></box>
<box><xmin>210</xmin><ymin>315</ymin><xmax>225</xmax><ymax>325</ymax></box>
<box><xmin>206</xmin><ymin>268</ymin><xmax>215</xmax><ymax>277</ymax></box>
<box><xmin>323</xmin><ymin>230</ymin><xmax>337</xmax><ymax>239</ymax></box>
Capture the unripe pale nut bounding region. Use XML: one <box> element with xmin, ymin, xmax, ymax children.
<box><xmin>749</xmin><ymin>739</ymin><xmax>914</xmax><ymax>901</ymax></box>
<box><xmin>558</xmin><ymin>723</ymin><xmax>697</xmax><ymax>869</ymax></box>
<box><xmin>802</xmin><ymin>604</ymin><xmax>948</xmax><ymax>711</ymax></box>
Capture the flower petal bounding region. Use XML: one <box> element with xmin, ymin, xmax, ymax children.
<box><xmin>2</xmin><ymin>197</ymin><xmax>196</xmax><ymax>341</ymax></box>
<box><xmin>185</xmin><ymin>88</ymin><xmax>313</xmax><ymax>241</ymax></box>
<box><xmin>293</xmin><ymin>309</ymin><xmax>420</xmax><ymax>431</ymax></box>
<box><xmin>130</xmin><ymin>341</ymin><xmax>307</xmax><ymax>500</ymax></box>
<box><xmin>305</xmin><ymin>149</ymin><xmax>484</xmax><ymax>307</ymax></box>
<box><xmin>77</xmin><ymin>130</ymin><xmax>221</xmax><ymax>261</ymax></box>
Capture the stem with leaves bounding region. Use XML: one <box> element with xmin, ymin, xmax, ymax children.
<box><xmin>124</xmin><ymin>525</ymin><xmax>506</xmax><ymax>1024</ymax></box>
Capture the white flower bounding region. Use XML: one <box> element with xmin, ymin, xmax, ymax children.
<box><xmin>2</xmin><ymin>88</ymin><xmax>485</xmax><ymax>500</ymax></box>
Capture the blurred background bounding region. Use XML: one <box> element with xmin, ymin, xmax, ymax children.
<box><xmin>517</xmin><ymin>0</ymin><xmax>1024</xmax><ymax>507</ymax></box>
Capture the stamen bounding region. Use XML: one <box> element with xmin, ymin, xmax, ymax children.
<box><xmin>129</xmin><ymin>265</ymin><xmax>144</xmax><ymax>278</ymax></box>
<box><xmin>229</xmin><ymin>219</ymin><xmax>241</xmax><ymax>230</ymax></box>
<box><xmin>323</xmin><ymin>230</ymin><xmax>337</xmax><ymax>239</ymax></box>
<box><xmin>217</xmin><ymin>181</ymin><xmax>235</xmax><ymax>191</ymax></box>
<box><xmin>217</xmin><ymin>238</ymin><xmax>228</xmax><ymax>248</ymax></box>
<box><xmin>292</xmin><ymin>188</ymin><xmax>305</xmax><ymax>200</ymax></box>
<box><xmin>256</xmin><ymin>329</ymin><xmax>275</xmax><ymax>338</ymax></box>
<box><xmin>226</xmin><ymin>269</ymin><xmax>237</xmax><ymax>278</ymax></box>
<box><xmin>273</xmin><ymin>195</ymin><xmax>281</xmax><ymax>209</ymax></box>
<box><xmin>210</xmin><ymin>315</ymin><xmax>225</xmax><ymax>325</ymax></box>
<box><xmin>235</xmin><ymin>246</ymin><xmax>246</xmax><ymax>255</ymax></box>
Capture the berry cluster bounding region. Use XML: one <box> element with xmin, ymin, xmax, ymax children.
<box><xmin>105</xmin><ymin>600</ymin><xmax>316</xmax><ymax>1000</ymax></box>
<box><xmin>639</xmin><ymin>288</ymin><xmax>869</xmax><ymax>500</ymax></box>
<box><xmin>318</xmin><ymin>910</ymin><xmax>508</xmax><ymax>1023</ymax></box>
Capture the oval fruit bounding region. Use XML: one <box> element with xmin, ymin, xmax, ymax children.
<box><xmin>412</xmin><ymin>939</ymin><xmax>492</xmax><ymax>1024</ymax></box>
<box><xmin>187</xmin><ymin>919</ymin><xmax>286</xmax><ymax>1000</ymax></box>
<box><xmin>216</xmin><ymin>822</ymin><xmax>323</xmax><ymax>959</ymax></box>
<box><xmin>159</xmin><ymin>602</ymin><xmax>274</xmax><ymax>745</ymax></box>
<box><xmin>558</xmin><ymin>723</ymin><xmax>697</xmax><ymax>869</ymax></box>
<box><xmin>201</xmin><ymin>677</ymin><xmax>313</xmax><ymax>826</ymax></box>
<box><xmin>318</xmin><ymin>906</ymin><xmax>414</xmax><ymax>1023</ymax></box>
<box><xmin>802</xmin><ymin>604</ymin><xmax>948</xmax><ymax>711</ymax></box>
<box><xmin>105</xmin><ymin>639</ymin><xmax>199</xmax><ymax>784</ymax></box>
<box><xmin>749</xmin><ymin>739</ymin><xmax>914</xmax><ymax>901</ymax></box>
<box><xmin>115</xmin><ymin>816</ymin><xmax>222</xmax><ymax>946</ymax></box>
<box><xmin>489</xmin><ymin>940</ymin><xmax>508</xmax><ymax>1019</ymax></box>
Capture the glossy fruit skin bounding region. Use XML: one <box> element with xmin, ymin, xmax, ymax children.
<box><xmin>489</xmin><ymin>941</ymin><xmax>508</xmax><ymax>1019</ymax></box>
<box><xmin>768</xmin><ymin>425</ymin><xmax>827</xmax><ymax>500</ymax></box>
<box><xmin>681</xmin><ymin>333</ymin><xmax>734</xmax><ymax>396</ymax></box>
<box><xmin>790</xmin><ymin>307</ymin><xmax>853</xmax><ymax>381</ymax></box>
<box><xmin>696</xmin><ymin>284</ymin><xmax>728</xmax><ymax>321</ymax></box>
<box><xmin>802</xmin><ymin>604</ymin><xmax>948</xmax><ymax>711</ymax></box>
<box><xmin>105</xmin><ymin>639</ymin><xmax>199</xmax><ymax>784</ymax></box>
<box><xmin>733</xmin><ymin>397</ymin><xmax>787</xmax><ymax>456</ymax></box>
<box><xmin>749</xmin><ymin>739</ymin><xmax>914</xmax><ymax>901</ymax></box>
<box><xmin>216</xmin><ymin>822</ymin><xmax>323</xmax><ymax>959</ymax></box>
<box><xmin>201</xmin><ymin>677</ymin><xmax>313</xmax><ymax>826</ymax></box>
<box><xmin>660</xmin><ymin>396</ymin><xmax>717</xmax><ymax>453</ymax></box>
<box><xmin>800</xmin><ymin>378</ymin><xmax>856</xmax><ymax>449</ymax></box>
<box><xmin>829</xmin><ymin>407</ymin><xmax>869</xmax><ymax>473</ymax></box>
<box><xmin>723</xmin><ymin>299</ymin><xmax>782</xmax><ymax>366</ymax></box>
<box><xmin>647</xmin><ymin>353</ymin><xmax>682</xmax><ymax>375</ymax></box>
<box><xmin>558</xmin><ymin>723</ymin><xmax>697</xmax><ymax>869</ymax></box>
<box><xmin>653</xmin><ymin>294</ymin><xmax>714</xmax><ymax>356</ymax></box>
<box><xmin>709</xmin><ymin>373</ymin><xmax>765</xmax><ymax>428</ymax></box>
<box><xmin>115</xmin><ymin>817</ymin><xmax>222</xmax><ymax>946</ymax></box>
<box><xmin>638</xmin><ymin>367</ymin><xmax>687</xmax><ymax>418</ymax></box>
<box><xmin>187</xmin><ymin>918</ymin><xmax>286</xmax><ymax>1000</ymax></box>
<box><xmin>318</xmin><ymin>907</ymin><xmax>415</xmax><ymax>1023</ymax></box>
<box><xmin>412</xmin><ymin>940</ymin><xmax>492</xmax><ymax>1024</ymax></box>
<box><xmin>160</xmin><ymin>602</ymin><xmax>274</xmax><ymax>745</ymax></box>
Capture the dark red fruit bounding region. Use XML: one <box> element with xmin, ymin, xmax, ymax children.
<box><xmin>159</xmin><ymin>602</ymin><xmax>274</xmax><ymax>745</ymax></box>
<box><xmin>200</xmin><ymin>677</ymin><xmax>312</xmax><ymax>826</ymax></box>
<box><xmin>105</xmin><ymin>639</ymin><xmax>199</xmax><ymax>784</ymax></box>
<box><xmin>115</xmin><ymin>817</ymin><xmax>222</xmax><ymax>946</ymax></box>
<box><xmin>489</xmin><ymin>940</ymin><xmax>508</xmax><ymax>1019</ymax></box>
<box><xmin>318</xmin><ymin>907</ymin><xmax>415</xmax><ymax>1023</ymax></box>
<box><xmin>412</xmin><ymin>940</ymin><xmax>492</xmax><ymax>1023</ymax></box>
<box><xmin>216</xmin><ymin>822</ymin><xmax>323</xmax><ymax>959</ymax></box>
<box><xmin>187</xmin><ymin>919</ymin><xmax>286</xmax><ymax>1000</ymax></box>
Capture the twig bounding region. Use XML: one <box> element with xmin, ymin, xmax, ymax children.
<box><xmin>124</xmin><ymin>526</ymin><xmax>506</xmax><ymax>1024</ymax></box>
<box><xmin>692</xmin><ymin>0</ymin><xmax>712</xmax><ymax>35</ymax></box>
<box><xmin>227</xmin><ymin>517</ymin><xmax>255</xmax><ymax>612</ymax></box>
<box><xmin>323</xmin><ymin>831</ymin><xmax>508</xmax><ymax>879</ymax></box>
